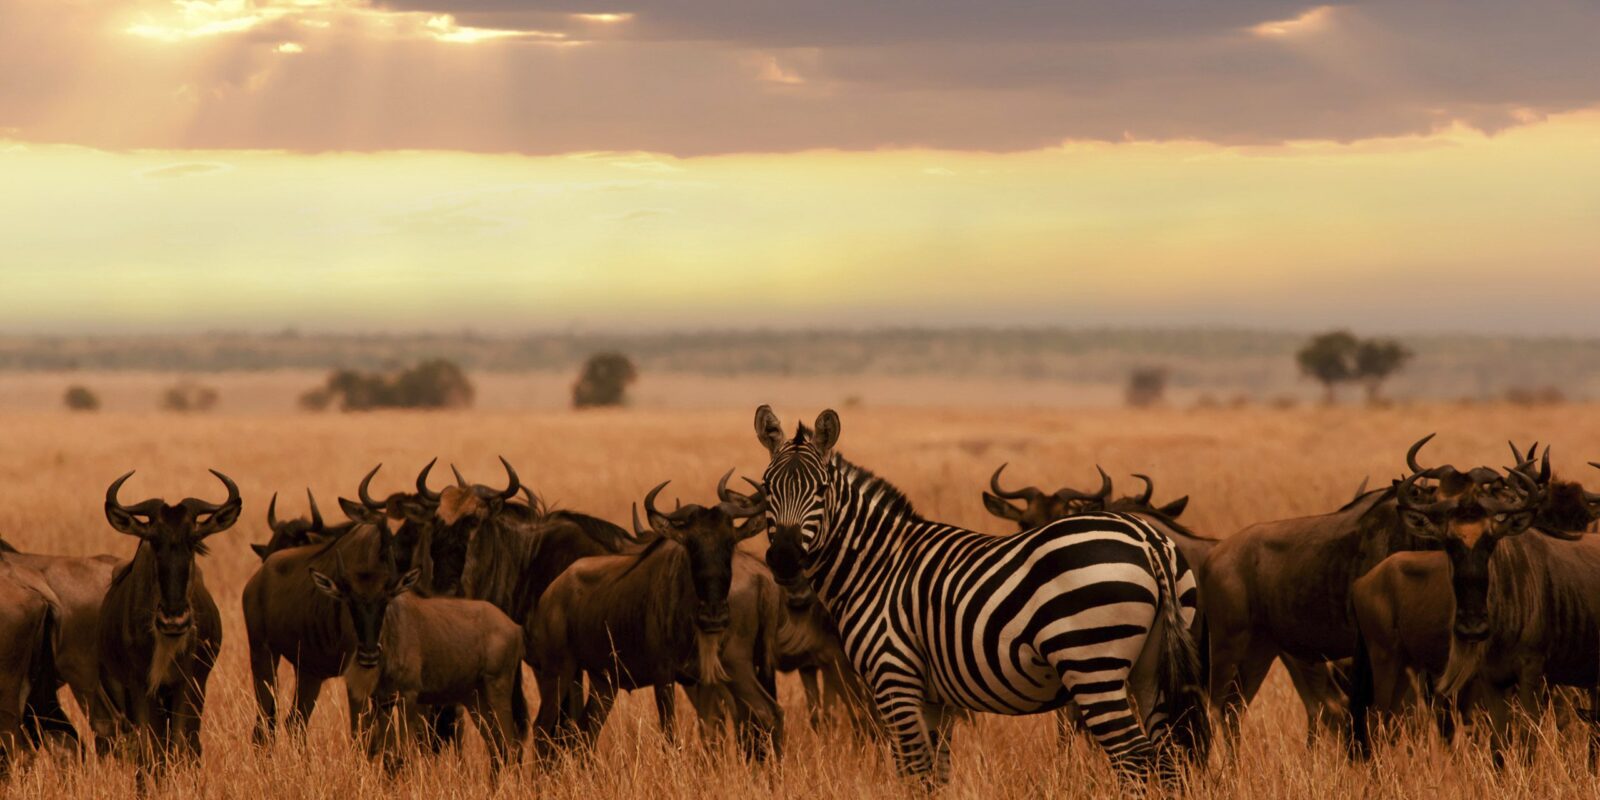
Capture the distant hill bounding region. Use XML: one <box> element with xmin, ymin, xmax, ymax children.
<box><xmin>2</xmin><ymin>328</ymin><xmax>1597</xmax><ymax>401</ymax></box>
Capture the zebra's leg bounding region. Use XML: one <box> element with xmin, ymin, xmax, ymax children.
<box><xmin>869</xmin><ymin>684</ymin><xmax>938</xmax><ymax>783</ymax></box>
<box><xmin>925</xmin><ymin>702</ymin><xmax>959</xmax><ymax>785</ymax></box>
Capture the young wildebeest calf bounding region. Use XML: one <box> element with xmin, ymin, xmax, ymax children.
<box><xmin>309</xmin><ymin>548</ymin><xmax>523</xmax><ymax>771</ymax></box>
<box><xmin>98</xmin><ymin>470</ymin><xmax>239</xmax><ymax>775</ymax></box>
<box><xmin>530</xmin><ymin>482</ymin><xmax>783</xmax><ymax>760</ymax></box>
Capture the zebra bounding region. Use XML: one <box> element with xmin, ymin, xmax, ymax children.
<box><xmin>752</xmin><ymin>405</ymin><xmax>1209</xmax><ymax>786</ymax></box>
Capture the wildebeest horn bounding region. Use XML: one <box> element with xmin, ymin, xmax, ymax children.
<box><xmin>643</xmin><ymin>481</ymin><xmax>674</xmax><ymax>530</ymax></box>
<box><xmin>451</xmin><ymin>464</ymin><xmax>469</xmax><ymax>488</ymax></box>
<box><xmin>1406</xmin><ymin>434</ymin><xmax>1436</xmax><ymax>475</ymax></box>
<box><xmin>988</xmin><ymin>464</ymin><xmax>1040</xmax><ymax>501</ymax></box>
<box><xmin>717</xmin><ymin>468</ymin><xmax>738</xmax><ymax>502</ymax></box>
<box><xmin>106</xmin><ymin>470</ymin><xmax>136</xmax><ymax>516</ymax></box>
<box><xmin>1584</xmin><ymin>462</ymin><xmax>1600</xmax><ymax>504</ymax></box>
<box><xmin>631</xmin><ymin>502</ymin><xmax>649</xmax><ymax>538</ymax></box>
<box><xmin>1057</xmin><ymin>466</ymin><xmax>1113</xmax><ymax>502</ymax></box>
<box><xmin>267</xmin><ymin>492</ymin><xmax>279</xmax><ymax>529</ymax></box>
<box><xmin>192</xmin><ymin>469</ymin><xmax>241</xmax><ymax>513</ymax></box>
<box><xmin>416</xmin><ymin>458</ymin><xmax>441</xmax><ymax>503</ymax></box>
<box><xmin>1131</xmin><ymin>474</ymin><xmax>1154</xmax><ymax>506</ymax></box>
<box><xmin>306</xmin><ymin>489</ymin><xmax>324</xmax><ymax>532</ymax></box>
<box><xmin>496</xmin><ymin>456</ymin><xmax>521</xmax><ymax>501</ymax></box>
<box><xmin>359</xmin><ymin>463</ymin><xmax>384</xmax><ymax>510</ymax></box>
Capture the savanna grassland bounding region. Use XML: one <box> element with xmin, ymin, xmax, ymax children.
<box><xmin>3</xmin><ymin>401</ymin><xmax>1600</xmax><ymax>799</ymax></box>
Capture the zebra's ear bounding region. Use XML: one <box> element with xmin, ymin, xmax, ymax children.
<box><xmin>813</xmin><ymin>409</ymin><xmax>841</xmax><ymax>455</ymax></box>
<box><xmin>755</xmin><ymin>405</ymin><xmax>786</xmax><ymax>454</ymax></box>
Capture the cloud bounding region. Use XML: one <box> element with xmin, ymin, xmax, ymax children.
<box><xmin>138</xmin><ymin>161</ymin><xmax>233</xmax><ymax>179</ymax></box>
<box><xmin>2</xmin><ymin>0</ymin><xmax>1598</xmax><ymax>155</ymax></box>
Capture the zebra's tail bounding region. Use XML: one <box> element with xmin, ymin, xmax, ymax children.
<box><xmin>1153</xmin><ymin>545</ymin><xmax>1211</xmax><ymax>768</ymax></box>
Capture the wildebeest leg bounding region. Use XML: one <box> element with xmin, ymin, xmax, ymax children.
<box><xmin>247</xmin><ymin>643</ymin><xmax>278</xmax><ymax>745</ymax></box>
<box><xmin>579</xmin><ymin>673</ymin><xmax>618</xmax><ymax>751</ymax></box>
<box><xmin>425</xmin><ymin>705</ymin><xmax>462</xmax><ymax>752</ymax></box>
<box><xmin>1211</xmin><ymin>638</ymin><xmax>1276</xmax><ymax>752</ymax></box>
<box><xmin>0</xmin><ymin>671</ymin><xmax>26</xmax><ymax>779</ymax></box>
<box><xmin>289</xmin><ymin>674</ymin><xmax>324</xmax><ymax>735</ymax></box>
<box><xmin>24</xmin><ymin>679</ymin><xmax>81</xmax><ymax>752</ymax></box>
<box><xmin>1588</xmin><ymin>687</ymin><xmax>1600</xmax><ymax>771</ymax></box>
<box><xmin>684</xmin><ymin>684</ymin><xmax>733</xmax><ymax>750</ymax></box>
<box><xmin>473</xmin><ymin>674</ymin><xmax>518</xmax><ymax>773</ymax></box>
<box><xmin>727</xmin><ymin>664</ymin><xmax>783</xmax><ymax>762</ymax></box>
<box><xmin>531</xmin><ymin>660</ymin><xmax>575</xmax><ymax>759</ymax></box>
<box><xmin>1283</xmin><ymin>657</ymin><xmax>1347</xmax><ymax>744</ymax></box>
<box><xmin>798</xmin><ymin>667</ymin><xmax>824</xmax><ymax>729</ymax></box>
<box><xmin>652</xmin><ymin>685</ymin><xmax>677</xmax><ymax>745</ymax></box>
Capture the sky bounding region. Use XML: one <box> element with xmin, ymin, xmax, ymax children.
<box><xmin>2</xmin><ymin>0</ymin><xmax>1598</xmax><ymax>334</ymax></box>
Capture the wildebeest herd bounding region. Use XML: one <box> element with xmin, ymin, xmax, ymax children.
<box><xmin>2</xmin><ymin>406</ymin><xmax>1599</xmax><ymax>791</ymax></box>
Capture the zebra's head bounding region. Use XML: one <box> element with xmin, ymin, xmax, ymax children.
<box><xmin>754</xmin><ymin>405</ymin><xmax>840</xmax><ymax>610</ymax></box>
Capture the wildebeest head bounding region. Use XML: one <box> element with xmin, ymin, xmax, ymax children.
<box><xmin>1396</xmin><ymin>435</ymin><xmax>1542</xmax><ymax>642</ymax></box>
<box><xmin>105</xmin><ymin>469</ymin><xmax>242</xmax><ymax>637</ymax></box>
<box><xmin>338</xmin><ymin>462</ymin><xmax>443</xmax><ymax>575</ymax></box>
<box><xmin>1505</xmin><ymin>441</ymin><xmax>1600</xmax><ymax>533</ymax></box>
<box><xmin>636</xmin><ymin>479</ymin><xmax>765</xmax><ymax>635</ymax></box>
<box><xmin>753</xmin><ymin>406</ymin><xmax>839</xmax><ymax>605</ymax></box>
<box><xmin>308</xmin><ymin>531</ymin><xmax>419</xmax><ymax>670</ymax></box>
<box><xmin>253</xmin><ymin>489</ymin><xmax>337</xmax><ymax>559</ymax></box>
<box><xmin>427</xmin><ymin>456</ymin><xmax>522</xmax><ymax>595</ymax></box>
<box><xmin>983</xmin><ymin>465</ymin><xmax>1190</xmax><ymax>530</ymax></box>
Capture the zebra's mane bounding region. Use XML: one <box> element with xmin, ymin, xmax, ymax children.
<box><xmin>832</xmin><ymin>453</ymin><xmax>922</xmax><ymax>521</ymax></box>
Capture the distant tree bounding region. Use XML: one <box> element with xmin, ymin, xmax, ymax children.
<box><xmin>161</xmin><ymin>381</ymin><xmax>219</xmax><ymax>413</ymax></box>
<box><xmin>1125</xmin><ymin>367</ymin><xmax>1169</xmax><ymax>408</ymax></box>
<box><xmin>63</xmin><ymin>385</ymin><xmax>100</xmax><ymax>412</ymax></box>
<box><xmin>1296</xmin><ymin>331</ymin><xmax>1361</xmax><ymax>404</ymax></box>
<box><xmin>1355</xmin><ymin>339</ymin><xmax>1413</xmax><ymax>405</ymax></box>
<box><xmin>306</xmin><ymin>359</ymin><xmax>473</xmax><ymax>411</ymax></box>
<box><xmin>572</xmin><ymin>352</ymin><xmax>637</xmax><ymax>408</ymax></box>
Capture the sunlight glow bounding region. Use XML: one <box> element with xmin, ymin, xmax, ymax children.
<box><xmin>424</xmin><ymin>13</ymin><xmax>566</xmax><ymax>44</ymax></box>
<box><xmin>1250</xmin><ymin>5</ymin><xmax>1335</xmax><ymax>38</ymax></box>
<box><xmin>573</xmin><ymin>12</ymin><xmax>634</xmax><ymax>24</ymax></box>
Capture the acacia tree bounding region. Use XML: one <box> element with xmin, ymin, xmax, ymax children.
<box><xmin>572</xmin><ymin>352</ymin><xmax>637</xmax><ymax>408</ymax></box>
<box><xmin>1355</xmin><ymin>339</ymin><xmax>1412</xmax><ymax>405</ymax></box>
<box><xmin>1296</xmin><ymin>331</ymin><xmax>1360</xmax><ymax>404</ymax></box>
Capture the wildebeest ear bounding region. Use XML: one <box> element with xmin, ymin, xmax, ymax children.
<box><xmin>1158</xmin><ymin>496</ymin><xmax>1190</xmax><ymax>518</ymax></box>
<box><xmin>813</xmin><ymin>409</ymin><xmax>841</xmax><ymax>455</ymax></box>
<box><xmin>199</xmin><ymin>502</ymin><xmax>242</xmax><ymax>538</ymax></box>
<box><xmin>391</xmin><ymin>568</ymin><xmax>422</xmax><ymax>597</ymax></box>
<box><xmin>308</xmin><ymin>569</ymin><xmax>343</xmax><ymax>600</ymax></box>
<box><xmin>755</xmin><ymin>405</ymin><xmax>786</xmax><ymax>454</ymax></box>
<box><xmin>105</xmin><ymin>504</ymin><xmax>146</xmax><ymax>537</ymax></box>
<box><xmin>735</xmin><ymin>514</ymin><xmax>767</xmax><ymax>541</ymax></box>
<box><xmin>982</xmin><ymin>492</ymin><xmax>1026</xmax><ymax>522</ymax></box>
<box><xmin>251</xmin><ymin>543</ymin><xmax>270</xmax><ymax>559</ymax></box>
<box><xmin>338</xmin><ymin>497</ymin><xmax>379</xmax><ymax>524</ymax></box>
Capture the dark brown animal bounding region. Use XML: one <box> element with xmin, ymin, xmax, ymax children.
<box><xmin>309</xmin><ymin>544</ymin><xmax>523</xmax><ymax>772</ymax></box>
<box><xmin>98</xmin><ymin>470</ymin><xmax>239</xmax><ymax>775</ymax></box>
<box><xmin>252</xmin><ymin>490</ymin><xmax>354</xmax><ymax>559</ymax></box>
<box><xmin>1201</xmin><ymin>437</ymin><xmax>1454</xmax><ymax>746</ymax></box>
<box><xmin>530</xmin><ymin>483</ymin><xmax>783</xmax><ymax>760</ymax></box>
<box><xmin>242</xmin><ymin>520</ymin><xmax>405</xmax><ymax>743</ymax></box>
<box><xmin>1350</xmin><ymin>452</ymin><xmax>1598</xmax><ymax>760</ymax></box>
<box><xmin>983</xmin><ymin>464</ymin><xmax>1189</xmax><ymax>530</ymax></box>
<box><xmin>344</xmin><ymin>461</ymin><xmax>447</xmax><ymax>579</ymax></box>
<box><xmin>0</xmin><ymin>560</ymin><xmax>56</xmax><ymax>778</ymax></box>
<box><xmin>0</xmin><ymin>540</ymin><xmax>122</xmax><ymax>753</ymax></box>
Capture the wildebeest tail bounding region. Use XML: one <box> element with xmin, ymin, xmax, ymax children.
<box><xmin>511</xmin><ymin>665</ymin><xmax>530</xmax><ymax>740</ymax></box>
<box><xmin>1152</xmin><ymin>544</ymin><xmax>1210</xmax><ymax>765</ymax></box>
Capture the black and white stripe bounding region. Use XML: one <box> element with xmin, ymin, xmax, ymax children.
<box><xmin>757</xmin><ymin>410</ymin><xmax>1206</xmax><ymax>784</ymax></box>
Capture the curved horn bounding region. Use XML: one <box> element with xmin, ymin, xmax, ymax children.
<box><xmin>1056</xmin><ymin>466</ymin><xmax>1114</xmax><ymax>502</ymax></box>
<box><xmin>267</xmin><ymin>492</ymin><xmax>280</xmax><ymax>529</ymax></box>
<box><xmin>451</xmin><ymin>464</ymin><xmax>469</xmax><ymax>488</ymax></box>
<box><xmin>643</xmin><ymin>481</ymin><xmax>672</xmax><ymax>529</ymax></box>
<box><xmin>1091</xmin><ymin>466</ymin><xmax>1112</xmax><ymax>500</ymax></box>
<box><xmin>1130</xmin><ymin>474</ymin><xmax>1154</xmax><ymax>506</ymax></box>
<box><xmin>717</xmin><ymin>468</ymin><xmax>739</xmax><ymax>502</ymax></box>
<box><xmin>1539</xmin><ymin>446</ymin><xmax>1551</xmax><ymax>483</ymax></box>
<box><xmin>988</xmin><ymin>463</ymin><xmax>1040</xmax><ymax>501</ymax></box>
<box><xmin>496</xmin><ymin>456</ymin><xmax>521</xmax><ymax>502</ymax></box>
<box><xmin>1406</xmin><ymin>433</ymin><xmax>1437</xmax><ymax>475</ymax></box>
<box><xmin>1585</xmin><ymin>462</ymin><xmax>1600</xmax><ymax>504</ymax></box>
<box><xmin>106</xmin><ymin>470</ymin><xmax>136</xmax><ymax>515</ymax></box>
<box><xmin>306</xmin><ymin>488</ymin><xmax>324</xmax><ymax>532</ymax></box>
<box><xmin>359</xmin><ymin>463</ymin><xmax>384</xmax><ymax>510</ymax></box>
<box><xmin>202</xmin><ymin>469</ymin><xmax>241</xmax><ymax>511</ymax></box>
<box><xmin>415</xmin><ymin>458</ymin><xmax>441</xmax><ymax>503</ymax></box>
<box><xmin>631</xmin><ymin>502</ymin><xmax>649</xmax><ymax>538</ymax></box>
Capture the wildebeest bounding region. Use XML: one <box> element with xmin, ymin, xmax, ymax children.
<box><xmin>98</xmin><ymin>470</ymin><xmax>239</xmax><ymax>774</ymax></box>
<box><xmin>983</xmin><ymin>464</ymin><xmax>1190</xmax><ymax>530</ymax></box>
<box><xmin>252</xmin><ymin>489</ymin><xmax>354</xmax><ymax>559</ymax></box>
<box><xmin>347</xmin><ymin>461</ymin><xmax>447</xmax><ymax>579</ymax></box>
<box><xmin>529</xmin><ymin>482</ymin><xmax>783</xmax><ymax>760</ymax></box>
<box><xmin>0</xmin><ymin>538</ymin><xmax>122</xmax><ymax>754</ymax></box>
<box><xmin>1201</xmin><ymin>437</ymin><xmax>1454</xmax><ymax>745</ymax></box>
<box><xmin>0</xmin><ymin>559</ymin><xmax>56</xmax><ymax>777</ymax></box>
<box><xmin>714</xmin><ymin>472</ymin><xmax>875</xmax><ymax>734</ymax></box>
<box><xmin>1350</xmin><ymin>449</ymin><xmax>1600</xmax><ymax>758</ymax></box>
<box><xmin>308</xmin><ymin>538</ymin><xmax>523</xmax><ymax>772</ymax></box>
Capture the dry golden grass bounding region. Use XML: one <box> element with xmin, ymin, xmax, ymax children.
<box><xmin>3</xmin><ymin>402</ymin><xmax>1600</xmax><ymax>798</ymax></box>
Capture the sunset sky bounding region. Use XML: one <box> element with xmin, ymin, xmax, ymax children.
<box><xmin>3</xmin><ymin>1</ymin><xmax>1598</xmax><ymax>334</ymax></box>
